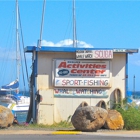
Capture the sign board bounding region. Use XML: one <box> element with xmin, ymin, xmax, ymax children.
<box><xmin>55</xmin><ymin>60</ymin><xmax>110</xmax><ymax>78</ymax></box>
<box><xmin>54</xmin><ymin>88</ymin><xmax>108</xmax><ymax>98</ymax></box>
<box><xmin>76</xmin><ymin>50</ymin><xmax>113</xmax><ymax>59</ymax></box>
<box><xmin>55</xmin><ymin>78</ymin><xmax>111</xmax><ymax>87</ymax></box>
<box><xmin>54</xmin><ymin>59</ymin><xmax>111</xmax><ymax>87</ymax></box>
<box><xmin>113</xmin><ymin>49</ymin><xmax>126</xmax><ymax>52</ymax></box>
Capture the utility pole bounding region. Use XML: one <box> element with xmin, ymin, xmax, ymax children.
<box><xmin>133</xmin><ymin>75</ymin><xmax>135</xmax><ymax>94</ymax></box>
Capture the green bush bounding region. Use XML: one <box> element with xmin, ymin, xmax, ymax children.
<box><xmin>114</xmin><ymin>99</ymin><xmax>140</xmax><ymax>130</ymax></box>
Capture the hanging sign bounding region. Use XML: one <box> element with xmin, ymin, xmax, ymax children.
<box><xmin>54</xmin><ymin>59</ymin><xmax>111</xmax><ymax>87</ymax></box>
<box><xmin>54</xmin><ymin>88</ymin><xmax>108</xmax><ymax>98</ymax></box>
<box><xmin>55</xmin><ymin>78</ymin><xmax>111</xmax><ymax>87</ymax></box>
<box><xmin>76</xmin><ymin>50</ymin><xmax>113</xmax><ymax>59</ymax></box>
<box><xmin>113</xmin><ymin>49</ymin><xmax>126</xmax><ymax>52</ymax></box>
<box><xmin>55</xmin><ymin>60</ymin><xmax>110</xmax><ymax>78</ymax></box>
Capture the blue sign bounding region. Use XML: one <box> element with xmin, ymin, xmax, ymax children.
<box><xmin>58</xmin><ymin>69</ymin><xmax>69</xmax><ymax>76</ymax></box>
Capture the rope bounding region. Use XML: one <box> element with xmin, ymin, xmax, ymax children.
<box><xmin>77</xmin><ymin>101</ymin><xmax>88</xmax><ymax>108</ymax></box>
<box><xmin>16</xmin><ymin>0</ymin><xmax>29</xmax><ymax>93</ymax></box>
<box><xmin>0</xmin><ymin>9</ymin><xmax>15</xmax><ymax>84</ymax></box>
<box><xmin>18</xmin><ymin>37</ymin><xmax>27</xmax><ymax>92</ymax></box>
<box><xmin>18</xmin><ymin>6</ymin><xmax>29</xmax><ymax>90</ymax></box>
<box><xmin>97</xmin><ymin>100</ymin><xmax>108</xmax><ymax>110</ymax></box>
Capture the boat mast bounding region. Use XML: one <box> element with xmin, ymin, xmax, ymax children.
<box><xmin>73</xmin><ymin>0</ymin><xmax>77</xmax><ymax>47</ymax></box>
<box><xmin>16</xmin><ymin>0</ymin><xmax>20</xmax><ymax>83</ymax></box>
<box><xmin>38</xmin><ymin>0</ymin><xmax>46</xmax><ymax>48</ymax></box>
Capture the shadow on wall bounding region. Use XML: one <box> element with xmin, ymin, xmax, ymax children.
<box><xmin>112</xmin><ymin>53</ymin><xmax>125</xmax><ymax>77</ymax></box>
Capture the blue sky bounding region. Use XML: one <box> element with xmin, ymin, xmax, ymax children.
<box><xmin>0</xmin><ymin>0</ymin><xmax>140</xmax><ymax>91</ymax></box>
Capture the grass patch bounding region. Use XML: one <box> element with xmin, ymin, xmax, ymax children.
<box><xmin>10</xmin><ymin>120</ymin><xmax>74</xmax><ymax>131</ymax></box>
<box><xmin>27</xmin><ymin>121</ymin><xmax>73</xmax><ymax>129</ymax></box>
<box><xmin>14</xmin><ymin>115</ymin><xmax>74</xmax><ymax>130</ymax></box>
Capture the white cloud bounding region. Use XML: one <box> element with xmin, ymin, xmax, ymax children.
<box><xmin>0</xmin><ymin>39</ymin><xmax>93</xmax><ymax>60</ymax></box>
<box><xmin>41</xmin><ymin>40</ymin><xmax>55</xmax><ymax>46</ymax></box>
<box><xmin>41</xmin><ymin>39</ymin><xmax>94</xmax><ymax>48</ymax></box>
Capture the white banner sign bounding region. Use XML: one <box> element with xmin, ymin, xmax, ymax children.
<box><xmin>55</xmin><ymin>60</ymin><xmax>110</xmax><ymax>78</ymax></box>
<box><xmin>76</xmin><ymin>50</ymin><xmax>113</xmax><ymax>59</ymax></box>
<box><xmin>55</xmin><ymin>78</ymin><xmax>111</xmax><ymax>87</ymax></box>
<box><xmin>54</xmin><ymin>88</ymin><xmax>108</xmax><ymax>98</ymax></box>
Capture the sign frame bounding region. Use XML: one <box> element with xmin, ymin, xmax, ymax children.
<box><xmin>54</xmin><ymin>88</ymin><xmax>109</xmax><ymax>98</ymax></box>
<box><xmin>53</xmin><ymin>59</ymin><xmax>112</xmax><ymax>88</ymax></box>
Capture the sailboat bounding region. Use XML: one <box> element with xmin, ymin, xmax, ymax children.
<box><xmin>0</xmin><ymin>80</ymin><xmax>30</xmax><ymax>112</ymax></box>
<box><xmin>0</xmin><ymin>0</ymin><xmax>30</xmax><ymax>112</ymax></box>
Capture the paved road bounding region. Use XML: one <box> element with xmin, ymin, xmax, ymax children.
<box><xmin>0</xmin><ymin>130</ymin><xmax>140</xmax><ymax>140</ymax></box>
<box><xmin>0</xmin><ymin>134</ymin><xmax>140</xmax><ymax>140</ymax></box>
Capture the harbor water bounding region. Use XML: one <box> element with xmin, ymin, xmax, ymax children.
<box><xmin>15</xmin><ymin>112</ymin><xmax>28</xmax><ymax>123</ymax></box>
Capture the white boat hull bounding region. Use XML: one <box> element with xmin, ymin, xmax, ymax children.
<box><xmin>8</xmin><ymin>103</ymin><xmax>29</xmax><ymax>112</ymax></box>
<box><xmin>0</xmin><ymin>95</ymin><xmax>30</xmax><ymax>112</ymax></box>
